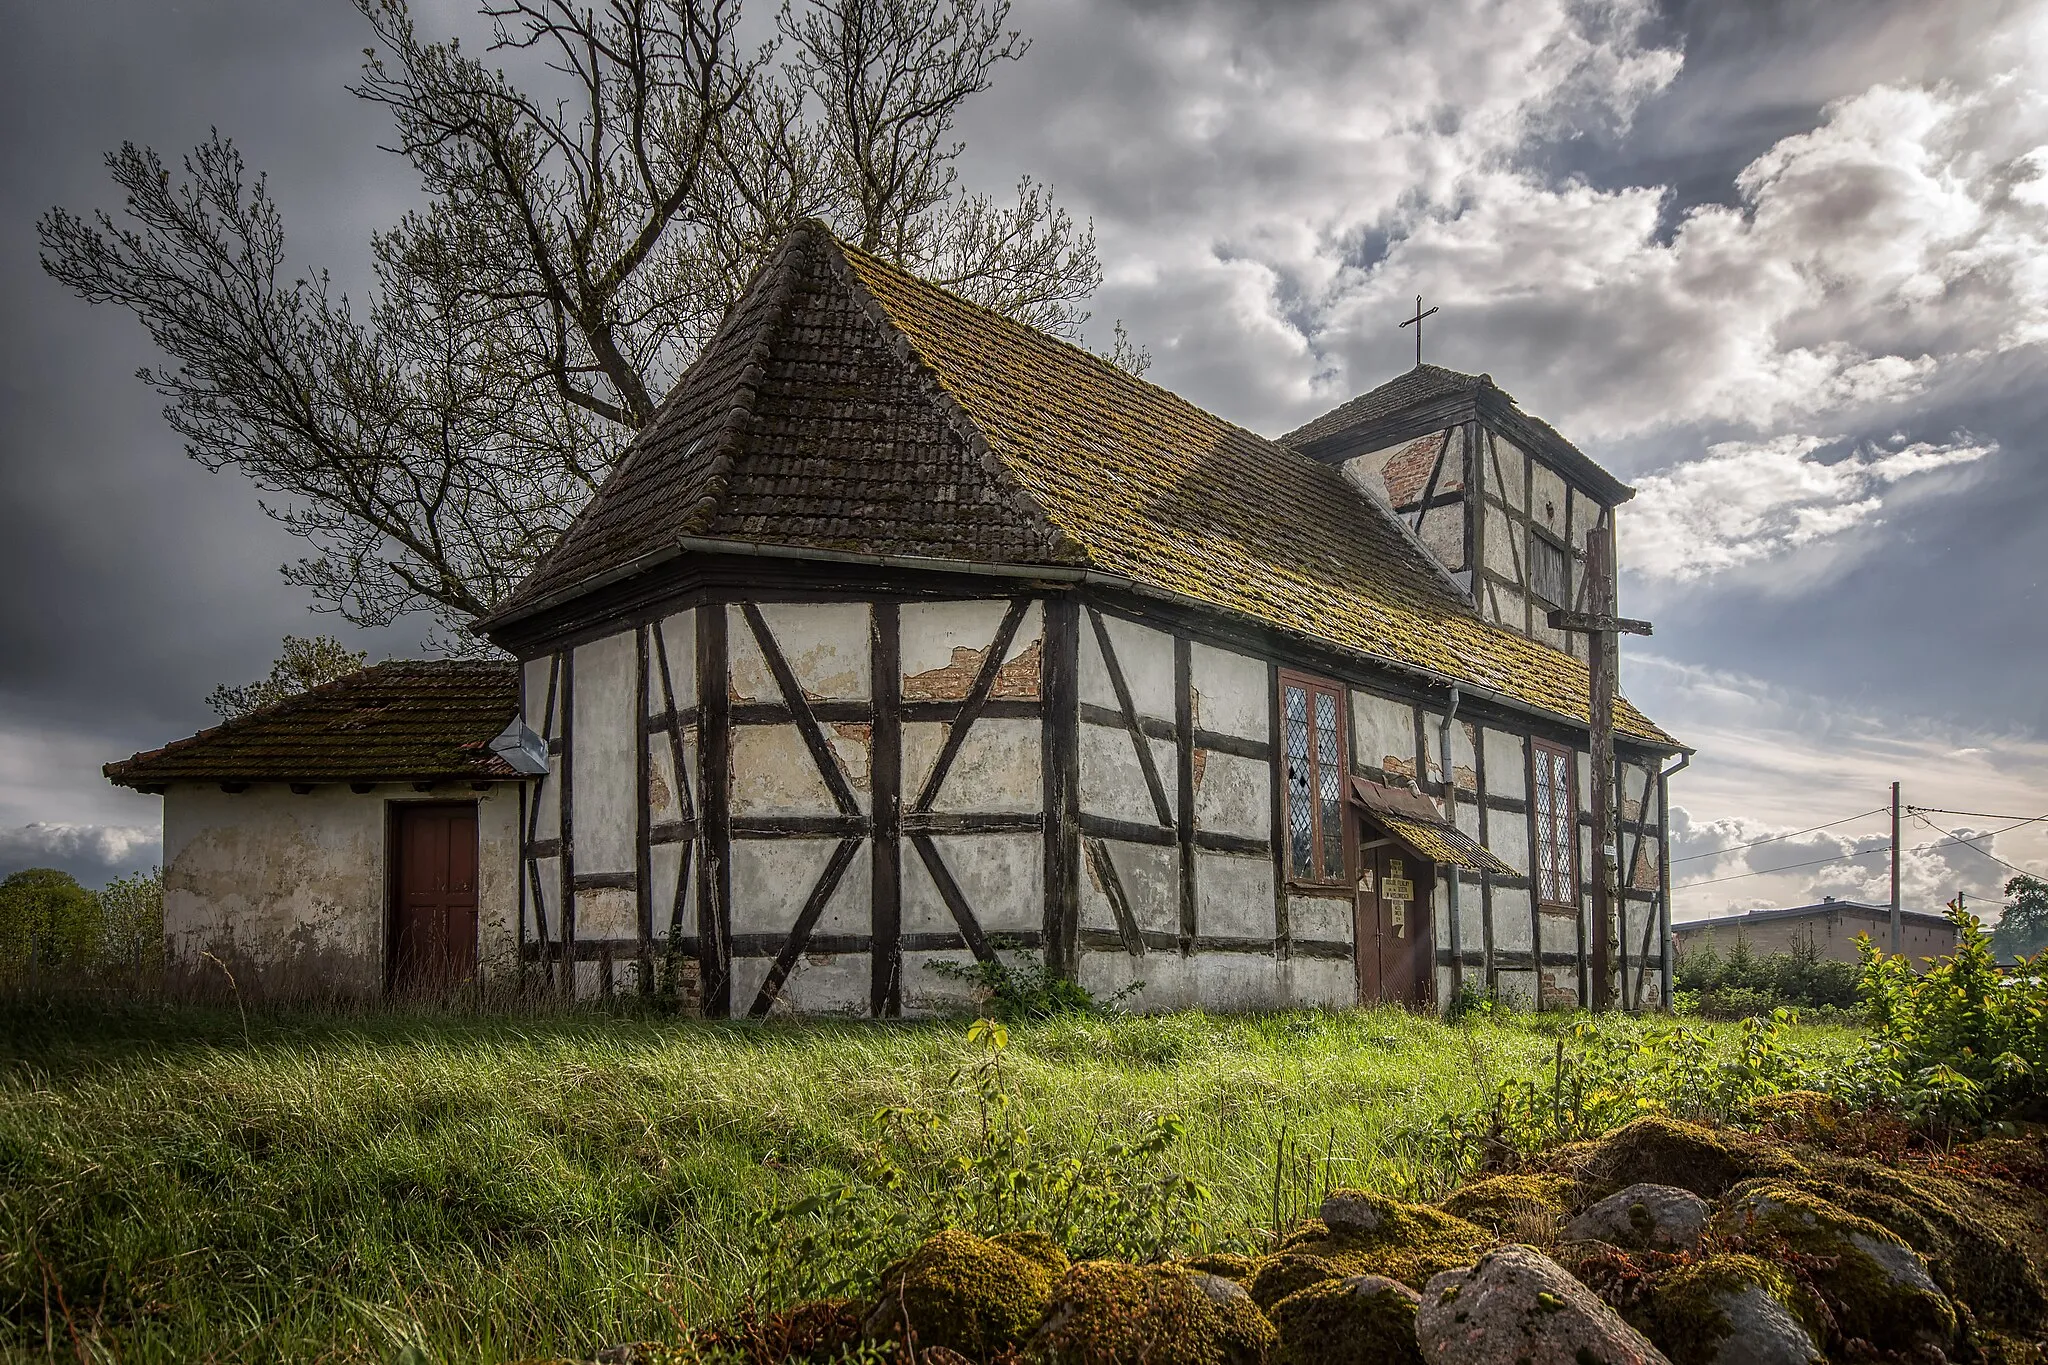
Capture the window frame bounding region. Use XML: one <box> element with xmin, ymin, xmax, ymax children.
<box><xmin>1531</xmin><ymin>738</ymin><xmax>1579</xmax><ymax>908</ymax></box>
<box><xmin>1278</xmin><ymin>669</ymin><xmax>1352</xmax><ymax>888</ymax></box>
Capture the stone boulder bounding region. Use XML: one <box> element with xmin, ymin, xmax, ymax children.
<box><xmin>1565</xmin><ymin>1183</ymin><xmax>1711</xmax><ymax>1252</ymax></box>
<box><xmin>1438</xmin><ymin>1173</ymin><xmax>1575</xmax><ymax>1244</ymax></box>
<box><xmin>1030</xmin><ymin>1260</ymin><xmax>1275</xmax><ymax>1365</ymax></box>
<box><xmin>1719</xmin><ymin>1182</ymin><xmax>1956</xmax><ymax>1350</ymax></box>
<box><xmin>1635</xmin><ymin>1255</ymin><xmax>1824</xmax><ymax>1365</ymax></box>
<box><xmin>1576</xmin><ymin>1116</ymin><xmax>1805</xmax><ymax>1200</ymax></box>
<box><xmin>1280</xmin><ymin>1190</ymin><xmax>1495</xmax><ymax>1291</ymax></box>
<box><xmin>1269</xmin><ymin>1273</ymin><xmax>1424</xmax><ymax>1365</ymax></box>
<box><xmin>863</xmin><ymin>1228</ymin><xmax>1068</xmax><ymax>1358</ymax></box>
<box><xmin>1247</xmin><ymin>1253</ymin><xmax>1346</xmax><ymax>1312</ymax></box>
<box><xmin>1416</xmin><ymin>1244</ymin><xmax>1671</xmax><ymax>1365</ymax></box>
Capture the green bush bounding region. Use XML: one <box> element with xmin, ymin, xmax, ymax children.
<box><xmin>1852</xmin><ymin>904</ymin><xmax>2048</xmax><ymax>1126</ymax></box>
<box><xmin>0</xmin><ymin>867</ymin><xmax>104</xmax><ymax>977</ymax></box>
<box><xmin>97</xmin><ymin>868</ymin><xmax>165</xmax><ymax>977</ymax></box>
<box><xmin>1674</xmin><ymin>935</ymin><xmax>1859</xmax><ymax>1017</ymax></box>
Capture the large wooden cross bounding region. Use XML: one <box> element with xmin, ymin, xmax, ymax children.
<box><xmin>1547</xmin><ymin>523</ymin><xmax>1651</xmax><ymax>1011</ymax></box>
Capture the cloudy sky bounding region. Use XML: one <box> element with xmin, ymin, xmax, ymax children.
<box><xmin>2</xmin><ymin>0</ymin><xmax>2042</xmax><ymax>926</ymax></box>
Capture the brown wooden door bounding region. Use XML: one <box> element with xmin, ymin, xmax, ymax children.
<box><xmin>1355</xmin><ymin>846</ymin><xmax>1429</xmax><ymax>1007</ymax></box>
<box><xmin>392</xmin><ymin>803</ymin><xmax>478</xmax><ymax>992</ymax></box>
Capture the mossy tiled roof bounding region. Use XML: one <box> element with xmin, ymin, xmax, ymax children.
<box><xmin>106</xmin><ymin>661</ymin><xmax>521</xmax><ymax>786</ymax></box>
<box><xmin>498</xmin><ymin>225</ymin><xmax>1675</xmax><ymax>747</ymax></box>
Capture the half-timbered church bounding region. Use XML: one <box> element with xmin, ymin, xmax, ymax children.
<box><xmin>110</xmin><ymin>222</ymin><xmax>1685</xmax><ymax>1015</ymax></box>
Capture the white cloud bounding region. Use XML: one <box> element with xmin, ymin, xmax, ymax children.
<box><xmin>0</xmin><ymin>823</ymin><xmax>159</xmax><ymax>885</ymax></box>
<box><xmin>1621</xmin><ymin>434</ymin><xmax>1994</xmax><ymax>580</ymax></box>
<box><xmin>1624</xmin><ymin>653</ymin><xmax>2048</xmax><ymax>921</ymax></box>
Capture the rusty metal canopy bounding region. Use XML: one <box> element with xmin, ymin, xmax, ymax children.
<box><xmin>1351</xmin><ymin>775</ymin><xmax>1516</xmax><ymax>876</ymax></box>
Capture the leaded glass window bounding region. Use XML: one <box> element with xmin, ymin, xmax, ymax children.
<box><xmin>1533</xmin><ymin>740</ymin><xmax>1577</xmax><ymax>905</ymax></box>
<box><xmin>1281</xmin><ymin>672</ymin><xmax>1349</xmax><ymax>883</ymax></box>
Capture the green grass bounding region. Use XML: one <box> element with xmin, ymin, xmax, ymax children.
<box><xmin>0</xmin><ymin>1000</ymin><xmax>1865</xmax><ymax>1363</ymax></box>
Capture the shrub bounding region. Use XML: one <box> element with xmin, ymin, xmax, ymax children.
<box><xmin>96</xmin><ymin>867</ymin><xmax>165</xmax><ymax>977</ymax></box>
<box><xmin>1852</xmin><ymin>904</ymin><xmax>2048</xmax><ymax>1126</ymax></box>
<box><xmin>0</xmin><ymin>867</ymin><xmax>104</xmax><ymax>978</ymax></box>
<box><xmin>924</xmin><ymin>943</ymin><xmax>1142</xmax><ymax>1020</ymax></box>
<box><xmin>1674</xmin><ymin>936</ymin><xmax>1859</xmax><ymax>1018</ymax></box>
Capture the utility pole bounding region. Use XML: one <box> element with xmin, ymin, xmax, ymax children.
<box><xmin>1890</xmin><ymin>781</ymin><xmax>1902</xmax><ymax>955</ymax></box>
<box><xmin>1548</xmin><ymin>521</ymin><xmax>1651</xmax><ymax>1011</ymax></box>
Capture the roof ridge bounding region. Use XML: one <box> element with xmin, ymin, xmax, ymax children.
<box><xmin>675</xmin><ymin>228</ymin><xmax>816</xmax><ymax>539</ymax></box>
<box><xmin>825</xmin><ymin>229</ymin><xmax>1285</xmax><ymax>455</ymax></box>
<box><xmin>815</xmin><ymin>227</ymin><xmax>1093</xmax><ymax>565</ymax></box>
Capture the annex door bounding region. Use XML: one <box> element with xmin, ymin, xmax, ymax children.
<box><xmin>1355</xmin><ymin>845</ymin><xmax>1430</xmax><ymax>1007</ymax></box>
<box><xmin>391</xmin><ymin>803</ymin><xmax>478</xmax><ymax>992</ymax></box>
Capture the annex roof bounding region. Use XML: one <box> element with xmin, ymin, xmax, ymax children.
<box><xmin>105</xmin><ymin>660</ymin><xmax>522</xmax><ymax>788</ymax></box>
<box><xmin>1278</xmin><ymin>363</ymin><xmax>1635</xmax><ymax>508</ymax></box>
<box><xmin>489</xmin><ymin>224</ymin><xmax>1674</xmax><ymax>748</ymax></box>
<box><xmin>1674</xmin><ymin>899</ymin><xmax>1957</xmax><ymax>932</ymax></box>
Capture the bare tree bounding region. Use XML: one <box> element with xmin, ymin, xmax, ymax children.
<box><xmin>40</xmin><ymin>0</ymin><xmax>1109</xmax><ymax>638</ymax></box>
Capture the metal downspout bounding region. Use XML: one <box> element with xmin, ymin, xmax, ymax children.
<box><xmin>1439</xmin><ymin>686</ymin><xmax>1463</xmax><ymax>999</ymax></box>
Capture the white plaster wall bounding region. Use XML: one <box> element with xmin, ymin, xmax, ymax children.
<box><xmin>903</xmin><ymin>718</ymin><xmax>1040</xmax><ymax>813</ymax></box>
<box><xmin>1352</xmin><ymin>691</ymin><xmax>1418</xmax><ymax>780</ymax></box>
<box><xmin>900</xmin><ymin>600</ymin><xmax>1042</xmax><ymax>691</ymax></box>
<box><xmin>1193</xmin><ymin>752</ymin><xmax>1269</xmax><ymax>840</ymax></box>
<box><xmin>648</xmin><ymin>840</ymin><xmax>692</xmax><ymax>937</ymax></box>
<box><xmin>1418</xmin><ymin>503</ymin><xmax>1464</xmax><ymax>571</ymax></box>
<box><xmin>729</xmin><ymin>839</ymin><xmax>867</xmax><ymax>937</ymax></box>
<box><xmin>577</xmin><ymin>885</ymin><xmax>638</xmax><ymax>940</ymax></box>
<box><xmin>1491</xmin><ymin>435</ymin><xmax>1528</xmax><ymax>511</ymax></box>
<box><xmin>162</xmin><ymin>783</ymin><xmax>521</xmax><ymax>997</ymax></box>
<box><xmin>901</xmin><ymin>948</ymin><xmax>997</xmax><ymax>1015</ymax></box>
<box><xmin>1530</xmin><ymin>462</ymin><xmax>1568</xmax><ymax>539</ymax></box>
<box><xmin>1483</xmin><ymin>504</ymin><xmax>1519</xmax><ymax>579</ymax></box>
<box><xmin>1493</xmin><ymin>968</ymin><xmax>1539</xmax><ymax>1009</ymax></box>
<box><xmin>1189</xmin><ymin>642</ymin><xmax>1267</xmax><ymax>740</ymax></box>
<box><xmin>904</xmin><ymin>833</ymin><xmax>1041</xmax><ymax>937</ymax></box>
<box><xmin>652</xmin><ymin>610</ymin><xmax>696</xmax><ymax>708</ymax></box>
<box><xmin>1483</xmin><ymin>730</ymin><xmax>1527</xmax><ymax>802</ymax></box>
<box><xmin>1079</xmin><ymin>723</ymin><xmax>1175</xmax><ymax>824</ymax></box>
<box><xmin>1103</xmin><ymin>841</ymin><xmax>1179</xmax><ymax>936</ymax></box>
<box><xmin>1285</xmin><ymin>957</ymin><xmax>1356</xmax><ymax>1009</ymax></box>
<box><xmin>1081</xmin><ymin>614</ymin><xmax>1174</xmax><ymax>719</ymax></box>
<box><xmin>750</xmin><ymin>602</ymin><xmax>872</xmax><ymax>700</ymax></box>
<box><xmin>573</xmin><ymin>630</ymin><xmax>638</xmax><ymax>875</ymax></box>
<box><xmin>1289</xmin><ymin>894</ymin><xmax>1351</xmax><ymax>944</ymax></box>
<box><xmin>1488</xmin><ymin>812</ymin><xmax>1531</xmax><ymax>878</ymax></box>
<box><xmin>1195</xmin><ymin>853</ymin><xmax>1273</xmax><ymax>939</ymax></box>
<box><xmin>731</xmin><ymin>725</ymin><xmax>856</xmax><ymax>815</ymax></box>
<box><xmin>1492</xmin><ymin>887</ymin><xmax>1535</xmax><ymax>952</ymax></box>
<box><xmin>732</xmin><ymin>951</ymin><xmax>871</xmax><ymax>1016</ymax></box>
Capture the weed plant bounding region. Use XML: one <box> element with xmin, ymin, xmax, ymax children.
<box><xmin>0</xmin><ymin>1000</ymin><xmax>1861</xmax><ymax>1362</ymax></box>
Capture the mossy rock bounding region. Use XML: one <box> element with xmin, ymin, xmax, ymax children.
<box><xmin>1278</xmin><ymin>1191</ymin><xmax>1494</xmax><ymax>1291</ymax></box>
<box><xmin>1269</xmin><ymin>1274</ymin><xmax>1424</xmax><ymax>1365</ymax></box>
<box><xmin>1778</xmin><ymin>1156</ymin><xmax>2048</xmax><ymax>1332</ymax></box>
<box><xmin>995</xmin><ymin>1229</ymin><xmax>1075</xmax><ymax>1275</ymax></box>
<box><xmin>1181</xmin><ymin>1252</ymin><xmax>1259</xmax><ymax>1283</ymax></box>
<box><xmin>1030</xmin><ymin>1260</ymin><xmax>1275</xmax><ymax>1365</ymax></box>
<box><xmin>1438</xmin><ymin>1172</ymin><xmax>1575</xmax><ymax>1242</ymax></box>
<box><xmin>1746</xmin><ymin>1089</ymin><xmax>1847</xmax><ymax>1142</ymax></box>
<box><xmin>1247</xmin><ymin>1253</ymin><xmax>1344</xmax><ymax>1311</ymax></box>
<box><xmin>1579</xmin><ymin>1115</ymin><xmax>1805</xmax><ymax>1199</ymax></box>
<box><xmin>1720</xmin><ymin>1181</ymin><xmax>1957</xmax><ymax>1350</ymax></box>
<box><xmin>1634</xmin><ymin>1254</ymin><xmax>1826</xmax><ymax>1365</ymax></box>
<box><xmin>864</xmin><ymin>1228</ymin><xmax>1066</xmax><ymax>1358</ymax></box>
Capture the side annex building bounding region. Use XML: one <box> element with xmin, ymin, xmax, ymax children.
<box><xmin>109</xmin><ymin>224</ymin><xmax>1685</xmax><ymax>1016</ymax></box>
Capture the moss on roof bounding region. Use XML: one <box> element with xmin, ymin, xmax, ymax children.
<box><xmin>106</xmin><ymin>660</ymin><xmax>521</xmax><ymax>786</ymax></box>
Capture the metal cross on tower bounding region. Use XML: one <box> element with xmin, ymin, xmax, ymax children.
<box><xmin>1400</xmin><ymin>294</ymin><xmax>1439</xmax><ymax>368</ymax></box>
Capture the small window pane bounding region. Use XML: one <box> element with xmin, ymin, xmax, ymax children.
<box><xmin>1285</xmin><ymin>686</ymin><xmax>1312</xmax><ymax>878</ymax></box>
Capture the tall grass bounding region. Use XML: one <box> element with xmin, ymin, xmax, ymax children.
<box><xmin>0</xmin><ymin>1001</ymin><xmax>1863</xmax><ymax>1362</ymax></box>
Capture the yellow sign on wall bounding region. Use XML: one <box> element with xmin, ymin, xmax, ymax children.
<box><xmin>1382</xmin><ymin>876</ymin><xmax>1414</xmax><ymax>902</ymax></box>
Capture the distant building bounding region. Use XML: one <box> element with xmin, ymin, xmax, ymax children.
<box><xmin>1673</xmin><ymin>896</ymin><xmax>1957</xmax><ymax>965</ymax></box>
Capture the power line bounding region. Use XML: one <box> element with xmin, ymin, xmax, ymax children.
<box><xmin>1671</xmin><ymin>806</ymin><xmax>1888</xmax><ymax>865</ymax></box>
<box><xmin>1909</xmin><ymin>811</ymin><xmax>2039</xmax><ymax>878</ymax></box>
<box><xmin>1909</xmin><ymin>806</ymin><xmax>2048</xmax><ymax>822</ymax></box>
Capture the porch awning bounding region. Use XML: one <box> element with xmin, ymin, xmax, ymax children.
<box><xmin>1351</xmin><ymin>776</ymin><xmax>1516</xmax><ymax>876</ymax></box>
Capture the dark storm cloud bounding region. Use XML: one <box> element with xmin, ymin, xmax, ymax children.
<box><xmin>0</xmin><ymin>2</ymin><xmax>424</xmax><ymax>831</ymax></box>
<box><xmin>4</xmin><ymin>0</ymin><xmax>2045</xmax><ymax>921</ymax></box>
